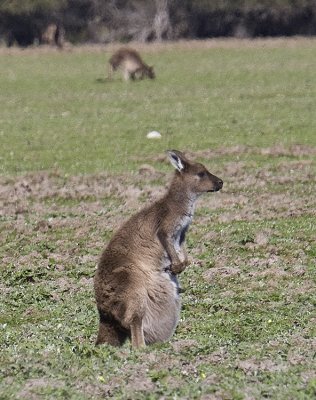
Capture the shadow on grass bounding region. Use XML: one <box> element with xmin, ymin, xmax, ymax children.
<box><xmin>95</xmin><ymin>77</ymin><xmax>113</xmax><ymax>84</ymax></box>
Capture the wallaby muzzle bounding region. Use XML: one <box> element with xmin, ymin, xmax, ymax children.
<box><xmin>212</xmin><ymin>178</ymin><xmax>223</xmax><ymax>192</ymax></box>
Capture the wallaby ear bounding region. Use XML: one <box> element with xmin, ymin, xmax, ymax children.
<box><xmin>166</xmin><ymin>150</ymin><xmax>187</xmax><ymax>172</ymax></box>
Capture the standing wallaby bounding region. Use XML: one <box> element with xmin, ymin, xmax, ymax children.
<box><xmin>94</xmin><ymin>150</ymin><xmax>223</xmax><ymax>348</ymax></box>
<box><xmin>41</xmin><ymin>23</ymin><xmax>64</xmax><ymax>48</ymax></box>
<box><xmin>108</xmin><ymin>48</ymin><xmax>155</xmax><ymax>81</ymax></box>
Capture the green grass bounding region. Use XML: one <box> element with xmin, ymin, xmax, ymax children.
<box><xmin>0</xmin><ymin>40</ymin><xmax>316</xmax><ymax>399</ymax></box>
<box><xmin>1</xmin><ymin>42</ymin><xmax>315</xmax><ymax>174</ymax></box>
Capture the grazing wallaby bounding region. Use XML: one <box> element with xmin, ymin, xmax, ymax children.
<box><xmin>108</xmin><ymin>48</ymin><xmax>155</xmax><ymax>81</ymax></box>
<box><xmin>94</xmin><ymin>150</ymin><xmax>223</xmax><ymax>348</ymax></box>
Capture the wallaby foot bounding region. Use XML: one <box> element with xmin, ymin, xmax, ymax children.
<box><xmin>130</xmin><ymin>317</ymin><xmax>145</xmax><ymax>349</ymax></box>
<box><xmin>95</xmin><ymin>312</ymin><xmax>128</xmax><ymax>346</ymax></box>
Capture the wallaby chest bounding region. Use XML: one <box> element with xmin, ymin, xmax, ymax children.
<box><xmin>172</xmin><ymin>214</ymin><xmax>192</xmax><ymax>248</ymax></box>
<box><xmin>122</xmin><ymin>58</ymin><xmax>141</xmax><ymax>72</ymax></box>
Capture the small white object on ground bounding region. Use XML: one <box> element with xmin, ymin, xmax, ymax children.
<box><xmin>147</xmin><ymin>131</ymin><xmax>162</xmax><ymax>139</ymax></box>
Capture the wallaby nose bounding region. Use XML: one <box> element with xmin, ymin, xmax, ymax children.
<box><xmin>217</xmin><ymin>179</ymin><xmax>223</xmax><ymax>189</ymax></box>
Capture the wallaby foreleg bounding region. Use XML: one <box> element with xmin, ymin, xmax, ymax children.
<box><xmin>158</xmin><ymin>231</ymin><xmax>188</xmax><ymax>274</ymax></box>
<box><xmin>173</xmin><ymin>246</ymin><xmax>190</xmax><ymax>274</ymax></box>
<box><xmin>107</xmin><ymin>63</ymin><xmax>114</xmax><ymax>80</ymax></box>
<box><xmin>123</xmin><ymin>69</ymin><xmax>131</xmax><ymax>81</ymax></box>
<box><xmin>133</xmin><ymin>67</ymin><xmax>143</xmax><ymax>80</ymax></box>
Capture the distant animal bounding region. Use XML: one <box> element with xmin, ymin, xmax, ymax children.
<box><xmin>41</xmin><ymin>23</ymin><xmax>64</xmax><ymax>48</ymax></box>
<box><xmin>108</xmin><ymin>48</ymin><xmax>155</xmax><ymax>81</ymax></box>
<box><xmin>94</xmin><ymin>150</ymin><xmax>223</xmax><ymax>348</ymax></box>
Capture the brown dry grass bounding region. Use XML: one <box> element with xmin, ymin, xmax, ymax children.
<box><xmin>1</xmin><ymin>36</ymin><xmax>316</xmax><ymax>56</ymax></box>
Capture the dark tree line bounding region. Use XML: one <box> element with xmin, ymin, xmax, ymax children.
<box><xmin>1</xmin><ymin>0</ymin><xmax>316</xmax><ymax>47</ymax></box>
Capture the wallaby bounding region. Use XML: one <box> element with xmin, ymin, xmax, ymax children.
<box><xmin>108</xmin><ymin>48</ymin><xmax>155</xmax><ymax>81</ymax></box>
<box><xmin>41</xmin><ymin>23</ymin><xmax>64</xmax><ymax>48</ymax></box>
<box><xmin>94</xmin><ymin>150</ymin><xmax>223</xmax><ymax>348</ymax></box>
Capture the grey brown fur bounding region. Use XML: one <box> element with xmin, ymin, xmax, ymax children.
<box><xmin>108</xmin><ymin>47</ymin><xmax>155</xmax><ymax>81</ymax></box>
<box><xmin>94</xmin><ymin>150</ymin><xmax>223</xmax><ymax>348</ymax></box>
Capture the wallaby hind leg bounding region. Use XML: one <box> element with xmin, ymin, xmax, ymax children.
<box><xmin>123</xmin><ymin>69</ymin><xmax>131</xmax><ymax>81</ymax></box>
<box><xmin>134</xmin><ymin>67</ymin><xmax>144</xmax><ymax>80</ymax></box>
<box><xmin>107</xmin><ymin>63</ymin><xmax>114</xmax><ymax>80</ymax></box>
<box><xmin>96</xmin><ymin>312</ymin><xmax>128</xmax><ymax>346</ymax></box>
<box><xmin>130</xmin><ymin>316</ymin><xmax>145</xmax><ymax>348</ymax></box>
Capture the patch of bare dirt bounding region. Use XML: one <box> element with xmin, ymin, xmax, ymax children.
<box><xmin>17</xmin><ymin>378</ymin><xmax>63</xmax><ymax>400</ymax></box>
<box><xmin>200</xmin><ymin>390</ymin><xmax>230</xmax><ymax>400</ymax></box>
<box><xmin>253</xmin><ymin>230</ymin><xmax>272</xmax><ymax>246</ymax></box>
<box><xmin>0</xmin><ymin>170</ymin><xmax>167</xmax><ymax>219</ymax></box>
<box><xmin>199</xmin><ymin>348</ymin><xmax>228</xmax><ymax>365</ymax></box>
<box><xmin>171</xmin><ymin>339</ymin><xmax>198</xmax><ymax>353</ymax></box>
<box><xmin>204</xmin><ymin>267</ymin><xmax>240</xmax><ymax>281</ymax></box>
<box><xmin>249</xmin><ymin>266</ymin><xmax>289</xmax><ymax>279</ymax></box>
<box><xmin>0</xmin><ymin>172</ymin><xmax>125</xmax><ymax>204</ymax></box>
<box><xmin>126</xmin><ymin>375</ymin><xmax>155</xmax><ymax>392</ymax></box>
<box><xmin>237</xmin><ymin>358</ymin><xmax>287</xmax><ymax>375</ymax></box>
<box><xmin>1</xmin><ymin>150</ymin><xmax>314</xmax><ymax>225</ymax></box>
<box><xmin>149</xmin><ymin>145</ymin><xmax>316</xmax><ymax>163</ymax></box>
<box><xmin>211</xmin><ymin>144</ymin><xmax>316</xmax><ymax>158</ymax></box>
<box><xmin>301</xmin><ymin>370</ymin><xmax>316</xmax><ymax>384</ymax></box>
<box><xmin>247</xmin><ymin>256</ymin><xmax>281</xmax><ymax>270</ymax></box>
<box><xmin>214</xmin><ymin>191</ymin><xmax>315</xmax><ymax>223</ymax></box>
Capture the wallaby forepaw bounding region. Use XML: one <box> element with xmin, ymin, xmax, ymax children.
<box><xmin>171</xmin><ymin>261</ymin><xmax>187</xmax><ymax>274</ymax></box>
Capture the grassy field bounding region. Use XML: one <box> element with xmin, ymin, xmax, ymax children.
<box><xmin>0</xmin><ymin>39</ymin><xmax>316</xmax><ymax>399</ymax></box>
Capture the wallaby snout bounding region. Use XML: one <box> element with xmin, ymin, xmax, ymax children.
<box><xmin>197</xmin><ymin>171</ymin><xmax>223</xmax><ymax>193</ymax></box>
<box><xmin>146</xmin><ymin>66</ymin><xmax>155</xmax><ymax>79</ymax></box>
<box><xmin>206</xmin><ymin>173</ymin><xmax>223</xmax><ymax>192</ymax></box>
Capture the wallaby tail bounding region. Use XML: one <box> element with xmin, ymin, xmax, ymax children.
<box><xmin>95</xmin><ymin>309</ymin><xmax>128</xmax><ymax>346</ymax></box>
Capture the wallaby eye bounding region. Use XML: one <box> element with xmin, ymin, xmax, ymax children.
<box><xmin>197</xmin><ymin>171</ymin><xmax>206</xmax><ymax>178</ymax></box>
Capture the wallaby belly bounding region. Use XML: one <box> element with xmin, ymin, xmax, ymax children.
<box><xmin>122</xmin><ymin>59</ymin><xmax>141</xmax><ymax>73</ymax></box>
<box><xmin>143</xmin><ymin>271</ymin><xmax>181</xmax><ymax>344</ymax></box>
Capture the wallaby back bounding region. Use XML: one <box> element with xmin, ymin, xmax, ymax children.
<box><xmin>94</xmin><ymin>150</ymin><xmax>223</xmax><ymax>348</ymax></box>
<box><xmin>108</xmin><ymin>47</ymin><xmax>155</xmax><ymax>81</ymax></box>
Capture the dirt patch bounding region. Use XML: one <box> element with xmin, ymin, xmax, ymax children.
<box><xmin>253</xmin><ymin>230</ymin><xmax>272</xmax><ymax>247</ymax></box>
<box><xmin>0</xmin><ymin>172</ymin><xmax>126</xmax><ymax>204</ymax></box>
<box><xmin>126</xmin><ymin>375</ymin><xmax>156</xmax><ymax>392</ymax></box>
<box><xmin>148</xmin><ymin>145</ymin><xmax>316</xmax><ymax>164</ymax></box>
<box><xmin>237</xmin><ymin>358</ymin><xmax>287</xmax><ymax>375</ymax></box>
<box><xmin>17</xmin><ymin>378</ymin><xmax>63</xmax><ymax>400</ymax></box>
<box><xmin>204</xmin><ymin>267</ymin><xmax>240</xmax><ymax>281</ymax></box>
<box><xmin>199</xmin><ymin>348</ymin><xmax>228</xmax><ymax>365</ymax></box>
<box><xmin>171</xmin><ymin>339</ymin><xmax>198</xmax><ymax>353</ymax></box>
<box><xmin>0</xmin><ymin>170</ymin><xmax>167</xmax><ymax>219</ymax></box>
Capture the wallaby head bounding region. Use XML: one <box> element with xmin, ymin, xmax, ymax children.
<box><xmin>167</xmin><ymin>150</ymin><xmax>223</xmax><ymax>195</ymax></box>
<box><xmin>135</xmin><ymin>65</ymin><xmax>155</xmax><ymax>80</ymax></box>
<box><xmin>146</xmin><ymin>65</ymin><xmax>155</xmax><ymax>79</ymax></box>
